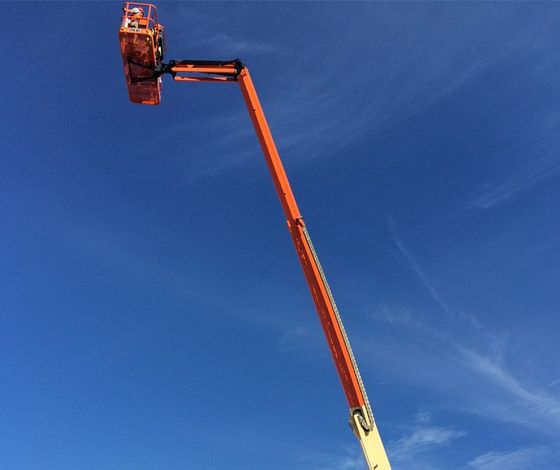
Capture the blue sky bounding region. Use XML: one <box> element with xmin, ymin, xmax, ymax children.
<box><xmin>2</xmin><ymin>2</ymin><xmax>560</xmax><ymax>469</ymax></box>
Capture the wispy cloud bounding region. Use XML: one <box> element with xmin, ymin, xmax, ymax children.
<box><xmin>318</xmin><ymin>454</ymin><xmax>364</xmax><ymax>470</ymax></box>
<box><xmin>390</xmin><ymin>223</ymin><xmax>484</xmax><ymax>330</ymax></box>
<box><xmin>365</xmin><ymin>227</ymin><xmax>560</xmax><ymax>438</ymax></box>
<box><xmin>472</xmin><ymin>113</ymin><xmax>560</xmax><ymax>209</ymax></box>
<box><xmin>149</xmin><ymin>3</ymin><xmax>542</xmax><ymax>182</ymax></box>
<box><xmin>458</xmin><ymin>348</ymin><xmax>560</xmax><ymax>430</ymax></box>
<box><xmin>295</xmin><ymin>446</ymin><xmax>366</xmax><ymax>470</ymax></box>
<box><xmin>391</xmin><ymin>227</ymin><xmax>453</xmax><ymax>317</ymax></box>
<box><xmin>370</xmin><ymin>302</ymin><xmax>560</xmax><ymax>435</ymax></box>
<box><xmin>188</xmin><ymin>31</ymin><xmax>280</xmax><ymax>56</ymax></box>
<box><xmin>168</xmin><ymin>5</ymin><xmax>281</xmax><ymax>58</ymax></box>
<box><xmin>468</xmin><ymin>446</ymin><xmax>555</xmax><ymax>469</ymax></box>
<box><xmin>278</xmin><ymin>325</ymin><xmax>309</xmax><ymax>353</ymax></box>
<box><xmin>474</xmin><ymin>164</ymin><xmax>560</xmax><ymax>209</ymax></box>
<box><xmin>391</xmin><ymin>424</ymin><xmax>465</xmax><ymax>465</ymax></box>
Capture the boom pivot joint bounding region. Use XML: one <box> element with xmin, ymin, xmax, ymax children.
<box><xmin>129</xmin><ymin>58</ymin><xmax>245</xmax><ymax>84</ymax></box>
<box><xmin>350</xmin><ymin>406</ymin><xmax>374</xmax><ymax>435</ymax></box>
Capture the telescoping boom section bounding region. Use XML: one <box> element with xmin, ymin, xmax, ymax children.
<box><xmin>118</xmin><ymin>4</ymin><xmax>391</xmax><ymax>469</ymax></box>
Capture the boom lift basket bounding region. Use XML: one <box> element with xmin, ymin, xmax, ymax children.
<box><xmin>119</xmin><ymin>2</ymin><xmax>164</xmax><ymax>104</ymax></box>
<box><xmin>117</xmin><ymin>3</ymin><xmax>391</xmax><ymax>468</ymax></box>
